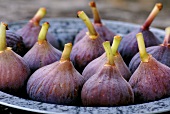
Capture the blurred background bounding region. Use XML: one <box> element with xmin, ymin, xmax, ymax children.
<box><xmin>0</xmin><ymin>0</ymin><xmax>170</xmax><ymax>29</ymax></box>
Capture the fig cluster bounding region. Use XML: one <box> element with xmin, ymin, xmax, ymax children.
<box><xmin>1</xmin><ymin>1</ymin><xmax>170</xmax><ymax>107</ymax></box>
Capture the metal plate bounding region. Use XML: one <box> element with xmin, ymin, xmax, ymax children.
<box><xmin>0</xmin><ymin>18</ymin><xmax>169</xmax><ymax>114</ymax></box>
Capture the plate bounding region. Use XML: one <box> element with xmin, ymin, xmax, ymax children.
<box><xmin>1</xmin><ymin>18</ymin><xmax>169</xmax><ymax>114</ymax></box>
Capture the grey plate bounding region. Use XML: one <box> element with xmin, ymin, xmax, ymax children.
<box><xmin>1</xmin><ymin>18</ymin><xmax>169</xmax><ymax>114</ymax></box>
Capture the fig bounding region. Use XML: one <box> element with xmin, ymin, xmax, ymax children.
<box><xmin>74</xmin><ymin>1</ymin><xmax>115</xmax><ymax>44</ymax></box>
<box><xmin>81</xmin><ymin>41</ymin><xmax>134</xmax><ymax>106</ymax></box>
<box><xmin>16</xmin><ymin>8</ymin><xmax>60</xmax><ymax>50</ymax></box>
<box><xmin>82</xmin><ymin>35</ymin><xmax>131</xmax><ymax>81</ymax></box>
<box><xmin>23</xmin><ymin>22</ymin><xmax>62</xmax><ymax>73</ymax></box>
<box><xmin>0</xmin><ymin>22</ymin><xmax>30</xmax><ymax>94</ymax></box>
<box><xmin>129</xmin><ymin>33</ymin><xmax>170</xmax><ymax>103</ymax></box>
<box><xmin>6</xmin><ymin>30</ymin><xmax>27</xmax><ymax>56</ymax></box>
<box><xmin>118</xmin><ymin>3</ymin><xmax>162</xmax><ymax>65</ymax></box>
<box><xmin>27</xmin><ymin>43</ymin><xmax>84</xmax><ymax>105</ymax></box>
<box><xmin>71</xmin><ymin>11</ymin><xmax>105</xmax><ymax>73</ymax></box>
<box><xmin>129</xmin><ymin>27</ymin><xmax>170</xmax><ymax>73</ymax></box>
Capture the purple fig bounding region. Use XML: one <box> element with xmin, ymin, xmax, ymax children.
<box><xmin>16</xmin><ymin>8</ymin><xmax>60</xmax><ymax>50</ymax></box>
<box><xmin>6</xmin><ymin>30</ymin><xmax>27</xmax><ymax>56</ymax></box>
<box><xmin>81</xmin><ymin>41</ymin><xmax>134</xmax><ymax>106</ymax></box>
<box><xmin>83</xmin><ymin>35</ymin><xmax>131</xmax><ymax>81</ymax></box>
<box><xmin>129</xmin><ymin>33</ymin><xmax>170</xmax><ymax>103</ymax></box>
<box><xmin>118</xmin><ymin>3</ymin><xmax>162</xmax><ymax>65</ymax></box>
<box><xmin>74</xmin><ymin>1</ymin><xmax>115</xmax><ymax>44</ymax></box>
<box><xmin>0</xmin><ymin>22</ymin><xmax>30</xmax><ymax>94</ymax></box>
<box><xmin>71</xmin><ymin>11</ymin><xmax>105</xmax><ymax>73</ymax></box>
<box><xmin>129</xmin><ymin>27</ymin><xmax>170</xmax><ymax>73</ymax></box>
<box><xmin>23</xmin><ymin>22</ymin><xmax>62</xmax><ymax>73</ymax></box>
<box><xmin>27</xmin><ymin>43</ymin><xmax>84</xmax><ymax>105</ymax></box>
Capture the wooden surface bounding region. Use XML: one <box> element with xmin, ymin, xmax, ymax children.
<box><xmin>0</xmin><ymin>0</ymin><xmax>170</xmax><ymax>29</ymax></box>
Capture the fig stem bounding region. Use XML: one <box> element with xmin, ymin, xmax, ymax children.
<box><xmin>163</xmin><ymin>27</ymin><xmax>170</xmax><ymax>46</ymax></box>
<box><xmin>0</xmin><ymin>22</ymin><xmax>7</xmax><ymax>52</ymax></box>
<box><xmin>60</xmin><ymin>43</ymin><xmax>72</xmax><ymax>62</ymax></box>
<box><xmin>89</xmin><ymin>1</ymin><xmax>102</xmax><ymax>24</ymax></box>
<box><xmin>30</xmin><ymin>7</ymin><xmax>47</xmax><ymax>26</ymax></box>
<box><xmin>111</xmin><ymin>35</ymin><xmax>122</xmax><ymax>56</ymax></box>
<box><xmin>77</xmin><ymin>11</ymin><xmax>98</xmax><ymax>39</ymax></box>
<box><xmin>103</xmin><ymin>41</ymin><xmax>114</xmax><ymax>65</ymax></box>
<box><xmin>141</xmin><ymin>3</ymin><xmax>162</xmax><ymax>30</ymax></box>
<box><xmin>38</xmin><ymin>22</ymin><xmax>50</xmax><ymax>44</ymax></box>
<box><xmin>136</xmin><ymin>33</ymin><xmax>149</xmax><ymax>62</ymax></box>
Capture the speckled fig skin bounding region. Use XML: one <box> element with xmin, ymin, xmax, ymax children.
<box><xmin>129</xmin><ymin>27</ymin><xmax>170</xmax><ymax>73</ymax></box>
<box><xmin>23</xmin><ymin>41</ymin><xmax>62</xmax><ymax>73</ymax></box>
<box><xmin>71</xmin><ymin>34</ymin><xmax>104</xmax><ymax>73</ymax></box>
<box><xmin>16</xmin><ymin>23</ymin><xmax>59</xmax><ymax>50</ymax></box>
<box><xmin>74</xmin><ymin>24</ymin><xmax>115</xmax><ymax>44</ymax></box>
<box><xmin>129</xmin><ymin>55</ymin><xmax>170</xmax><ymax>103</ymax></box>
<box><xmin>118</xmin><ymin>28</ymin><xmax>161</xmax><ymax>65</ymax></box>
<box><xmin>129</xmin><ymin>46</ymin><xmax>170</xmax><ymax>73</ymax></box>
<box><xmin>82</xmin><ymin>52</ymin><xmax>131</xmax><ymax>81</ymax></box>
<box><xmin>6</xmin><ymin>30</ymin><xmax>27</xmax><ymax>56</ymax></box>
<box><xmin>0</xmin><ymin>48</ymin><xmax>30</xmax><ymax>94</ymax></box>
<box><xmin>81</xmin><ymin>65</ymin><xmax>134</xmax><ymax>106</ymax></box>
<box><xmin>27</xmin><ymin>60</ymin><xmax>84</xmax><ymax>105</ymax></box>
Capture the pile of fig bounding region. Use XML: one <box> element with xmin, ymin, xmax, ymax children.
<box><xmin>1</xmin><ymin>0</ymin><xmax>170</xmax><ymax>108</ymax></box>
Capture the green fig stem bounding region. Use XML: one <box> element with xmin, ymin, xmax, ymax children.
<box><xmin>136</xmin><ymin>33</ymin><xmax>149</xmax><ymax>62</ymax></box>
<box><xmin>30</xmin><ymin>7</ymin><xmax>47</xmax><ymax>26</ymax></box>
<box><xmin>163</xmin><ymin>27</ymin><xmax>170</xmax><ymax>46</ymax></box>
<box><xmin>0</xmin><ymin>22</ymin><xmax>7</xmax><ymax>52</ymax></box>
<box><xmin>38</xmin><ymin>22</ymin><xmax>50</xmax><ymax>44</ymax></box>
<box><xmin>77</xmin><ymin>11</ymin><xmax>98</xmax><ymax>39</ymax></box>
<box><xmin>103</xmin><ymin>41</ymin><xmax>114</xmax><ymax>65</ymax></box>
<box><xmin>60</xmin><ymin>43</ymin><xmax>72</xmax><ymax>62</ymax></box>
<box><xmin>141</xmin><ymin>3</ymin><xmax>162</xmax><ymax>30</ymax></box>
<box><xmin>111</xmin><ymin>35</ymin><xmax>122</xmax><ymax>56</ymax></box>
<box><xmin>89</xmin><ymin>1</ymin><xmax>102</xmax><ymax>24</ymax></box>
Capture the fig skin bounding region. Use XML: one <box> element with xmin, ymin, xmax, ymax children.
<box><xmin>119</xmin><ymin>28</ymin><xmax>161</xmax><ymax>65</ymax></box>
<box><xmin>23</xmin><ymin>22</ymin><xmax>62</xmax><ymax>73</ymax></box>
<box><xmin>0</xmin><ymin>22</ymin><xmax>30</xmax><ymax>95</ymax></box>
<box><xmin>16</xmin><ymin>8</ymin><xmax>60</xmax><ymax>50</ymax></box>
<box><xmin>118</xmin><ymin>3</ymin><xmax>162</xmax><ymax>65</ymax></box>
<box><xmin>6</xmin><ymin>30</ymin><xmax>27</xmax><ymax>56</ymax></box>
<box><xmin>81</xmin><ymin>41</ymin><xmax>134</xmax><ymax>106</ymax></box>
<box><xmin>71</xmin><ymin>11</ymin><xmax>105</xmax><ymax>73</ymax></box>
<box><xmin>23</xmin><ymin>41</ymin><xmax>62</xmax><ymax>72</ymax></box>
<box><xmin>74</xmin><ymin>1</ymin><xmax>115</xmax><ymax>44</ymax></box>
<box><xmin>71</xmin><ymin>34</ymin><xmax>104</xmax><ymax>73</ymax></box>
<box><xmin>0</xmin><ymin>48</ymin><xmax>30</xmax><ymax>94</ymax></box>
<box><xmin>129</xmin><ymin>27</ymin><xmax>170</xmax><ymax>73</ymax></box>
<box><xmin>16</xmin><ymin>21</ymin><xmax>59</xmax><ymax>50</ymax></box>
<box><xmin>81</xmin><ymin>63</ymin><xmax>134</xmax><ymax>106</ymax></box>
<box><xmin>83</xmin><ymin>52</ymin><xmax>131</xmax><ymax>81</ymax></box>
<box><xmin>27</xmin><ymin>43</ymin><xmax>84</xmax><ymax>105</ymax></box>
<box><xmin>129</xmin><ymin>55</ymin><xmax>170</xmax><ymax>103</ymax></box>
<box><xmin>129</xmin><ymin>46</ymin><xmax>170</xmax><ymax>73</ymax></box>
<box><xmin>74</xmin><ymin>24</ymin><xmax>115</xmax><ymax>44</ymax></box>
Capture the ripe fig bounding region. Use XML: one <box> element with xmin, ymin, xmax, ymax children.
<box><xmin>23</xmin><ymin>22</ymin><xmax>62</xmax><ymax>73</ymax></box>
<box><xmin>81</xmin><ymin>41</ymin><xmax>134</xmax><ymax>106</ymax></box>
<box><xmin>129</xmin><ymin>27</ymin><xmax>170</xmax><ymax>73</ymax></box>
<box><xmin>71</xmin><ymin>11</ymin><xmax>104</xmax><ymax>73</ymax></box>
<box><xmin>129</xmin><ymin>33</ymin><xmax>170</xmax><ymax>103</ymax></box>
<box><xmin>0</xmin><ymin>22</ymin><xmax>30</xmax><ymax>95</ymax></box>
<box><xmin>6</xmin><ymin>30</ymin><xmax>27</xmax><ymax>56</ymax></box>
<box><xmin>118</xmin><ymin>3</ymin><xmax>162</xmax><ymax>65</ymax></box>
<box><xmin>16</xmin><ymin>8</ymin><xmax>60</xmax><ymax>50</ymax></box>
<box><xmin>27</xmin><ymin>43</ymin><xmax>84</xmax><ymax>105</ymax></box>
<box><xmin>74</xmin><ymin>1</ymin><xmax>115</xmax><ymax>44</ymax></box>
<box><xmin>82</xmin><ymin>35</ymin><xmax>131</xmax><ymax>81</ymax></box>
